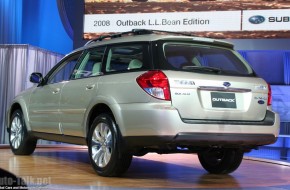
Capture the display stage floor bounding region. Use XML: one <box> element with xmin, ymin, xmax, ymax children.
<box><xmin>1</xmin><ymin>145</ymin><xmax>290</xmax><ymax>190</ymax></box>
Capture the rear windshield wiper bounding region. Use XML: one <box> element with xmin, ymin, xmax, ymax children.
<box><xmin>182</xmin><ymin>66</ymin><xmax>222</xmax><ymax>73</ymax></box>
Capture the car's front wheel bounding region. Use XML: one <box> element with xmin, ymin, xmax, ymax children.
<box><xmin>88</xmin><ymin>114</ymin><xmax>132</xmax><ymax>177</ymax></box>
<box><xmin>197</xmin><ymin>148</ymin><xmax>244</xmax><ymax>174</ymax></box>
<box><xmin>9</xmin><ymin>109</ymin><xmax>37</xmax><ymax>155</ymax></box>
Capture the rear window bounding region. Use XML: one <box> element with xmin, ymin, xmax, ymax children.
<box><xmin>162</xmin><ymin>43</ymin><xmax>254</xmax><ymax>76</ymax></box>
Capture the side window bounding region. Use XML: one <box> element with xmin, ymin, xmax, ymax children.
<box><xmin>47</xmin><ymin>53</ymin><xmax>80</xmax><ymax>84</ymax></box>
<box><xmin>73</xmin><ymin>47</ymin><xmax>105</xmax><ymax>79</ymax></box>
<box><xmin>106</xmin><ymin>45</ymin><xmax>145</xmax><ymax>73</ymax></box>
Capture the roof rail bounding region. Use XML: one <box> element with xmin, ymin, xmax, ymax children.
<box><xmin>84</xmin><ymin>29</ymin><xmax>194</xmax><ymax>46</ymax></box>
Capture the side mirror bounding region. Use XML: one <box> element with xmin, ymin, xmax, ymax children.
<box><xmin>30</xmin><ymin>72</ymin><xmax>43</xmax><ymax>84</ymax></box>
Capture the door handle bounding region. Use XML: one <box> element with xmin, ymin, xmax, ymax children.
<box><xmin>52</xmin><ymin>88</ymin><xmax>60</xmax><ymax>94</ymax></box>
<box><xmin>86</xmin><ymin>84</ymin><xmax>95</xmax><ymax>90</ymax></box>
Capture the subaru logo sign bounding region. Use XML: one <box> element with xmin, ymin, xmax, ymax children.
<box><xmin>223</xmin><ymin>82</ymin><xmax>231</xmax><ymax>87</ymax></box>
<box><xmin>249</xmin><ymin>15</ymin><xmax>265</xmax><ymax>24</ymax></box>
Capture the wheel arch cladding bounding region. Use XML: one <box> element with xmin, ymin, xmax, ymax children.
<box><xmin>86</xmin><ymin>104</ymin><xmax>115</xmax><ymax>139</ymax></box>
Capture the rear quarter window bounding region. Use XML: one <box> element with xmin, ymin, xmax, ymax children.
<box><xmin>105</xmin><ymin>44</ymin><xmax>150</xmax><ymax>73</ymax></box>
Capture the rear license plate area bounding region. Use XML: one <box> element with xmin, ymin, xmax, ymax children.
<box><xmin>211</xmin><ymin>92</ymin><xmax>237</xmax><ymax>108</ymax></box>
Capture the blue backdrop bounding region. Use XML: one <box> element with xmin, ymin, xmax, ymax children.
<box><xmin>239</xmin><ymin>50</ymin><xmax>290</xmax><ymax>85</ymax></box>
<box><xmin>0</xmin><ymin>0</ymin><xmax>72</xmax><ymax>54</ymax></box>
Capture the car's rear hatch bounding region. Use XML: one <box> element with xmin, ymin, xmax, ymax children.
<box><xmin>165</xmin><ymin>71</ymin><xmax>269</xmax><ymax>121</ymax></box>
<box><xmin>159</xmin><ymin>40</ymin><xmax>269</xmax><ymax>122</ymax></box>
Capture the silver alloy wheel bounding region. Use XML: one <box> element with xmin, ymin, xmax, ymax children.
<box><xmin>10</xmin><ymin>115</ymin><xmax>23</xmax><ymax>149</ymax></box>
<box><xmin>91</xmin><ymin>122</ymin><xmax>113</xmax><ymax>168</ymax></box>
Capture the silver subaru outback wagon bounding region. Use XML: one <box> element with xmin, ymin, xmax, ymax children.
<box><xmin>7</xmin><ymin>29</ymin><xmax>280</xmax><ymax>177</ymax></box>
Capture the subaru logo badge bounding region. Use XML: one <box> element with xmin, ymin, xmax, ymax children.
<box><xmin>223</xmin><ymin>82</ymin><xmax>231</xmax><ymax>87</ymax></box>
<box><xmin>249</xmin><ymin>15</ymin><xmax>265</xmax><ymax>24</ymax></box>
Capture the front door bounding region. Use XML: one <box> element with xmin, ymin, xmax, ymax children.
<box><xmin>59</xmin><ymin>47</ymin><xmax>105</xmax><ymax>136</ymax></box>
<box><xmin>29</xmin><ymin>83</ymin><xmax>65</xmax><ymax>134</ymax></box>
<box><xmin>28</xmin><ymin>53</ymin><xmax>81</xmax><ymax>134</ymax></box>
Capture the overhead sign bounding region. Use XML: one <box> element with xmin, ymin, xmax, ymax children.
<box><xmin>84</xmin><ymin>0</ymin><xmax>290</xmax><ymax>39</ymax></box>
<box><xmin>84</xmin><ymin>11</ymin><xmax>241</xmax><ymax>33</ymax></box>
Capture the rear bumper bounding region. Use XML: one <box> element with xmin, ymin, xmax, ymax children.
<box><xmin>113</xmin><ymin>103</ymin><xmax>280</xmax><ymax>147</ymax></box>
<box><xmin>182</xmin><ymin>110</ymin><xmax>275</xmax><ymax>126</ymax></box>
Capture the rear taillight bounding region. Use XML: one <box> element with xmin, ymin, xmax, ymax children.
<box><xmin>136</xmin><ymin>70</ymin><xmax>171</xmax><ymax>101</ymax></box>
<box><xmin>267</xmin><ymin>83</ymin><xmax>272</xmax><ymax>106</ymax></box>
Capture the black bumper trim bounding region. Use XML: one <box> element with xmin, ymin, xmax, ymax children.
<box><xmin>174</xmin><ymin>133</ymin><xmax>277</xmax><ymax>147</ymax></box>
<box><xmin>182</xmin><ymin>110</ymin><xmax>275</xmax><ymax>126</ymax></box>
<box><xmin>124</xmin><ymin>133</ymin><xmax>277</xmax><ymax>148</ymax></box>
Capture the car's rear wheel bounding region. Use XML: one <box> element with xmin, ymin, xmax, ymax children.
<box><xmin>9</xmin><ymin>109</ymin><xmax>37</xmax><ymax>155</ymax></box>
<box><xmin>88</xmin><ymin>114</ymin><xmax>132</xmax><ymax>177</ymax></box>
<box><xmin>197</xmin><ymin>148</ymin><xmax>244</xmax><ymax>174</ymax></box>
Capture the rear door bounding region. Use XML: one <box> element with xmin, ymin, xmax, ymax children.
<box><xmin>162</xmin><ymin>42</ymin><xmax>269</xmax><ymax>121</ymax></box>
<box><xmin>59</xmin><ymin>47</ymin><xmax>105</xmax><ymax>136</ymax></box>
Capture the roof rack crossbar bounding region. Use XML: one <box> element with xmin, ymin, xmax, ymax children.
<box><xmin>85</xmin><ymin>29</ymin><xmax>194</xmax><ymax>46</ymax></box>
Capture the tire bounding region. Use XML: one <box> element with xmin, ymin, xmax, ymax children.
<box><xmin>9</xmin><ymin>109</ymin><xmax>37</xmax><ymax>155</ymax></box>
<box><xmin>197</xmin><ymin>148</ymin><xmax>244</xmax><ymax>174</ymax></box>
<box><xmin>88</xmin><ymin>114</ymin><xmax>132</xmax><ymax>177</ymax></box>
